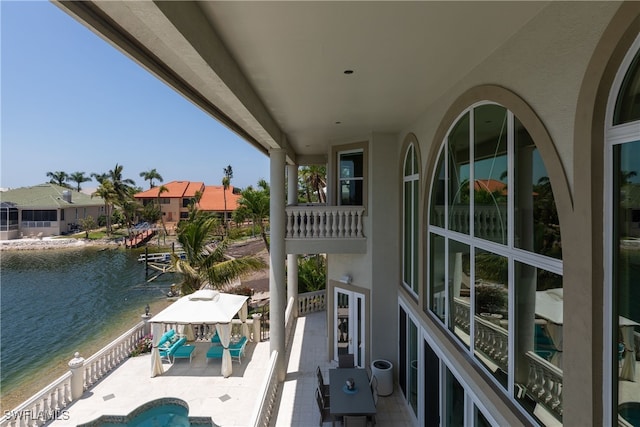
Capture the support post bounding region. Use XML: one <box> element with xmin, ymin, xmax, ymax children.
<box><xmin>252</xmin><ymin>313</ymin><xmax>262</xmax><ymax>343</ymax></box>
<box><xmin>68</xmin><ymin>352</ymin><xmax>85</xmax><ymax>400</ymax></box>
<box><xmin>287</xmin><ymin>164</ymin><xmax>299</xmax><ymax>318</ymax></box>
<box><xmin>269</xmin><ymin>148</ymin><xmax>287</xmax><ymax>381</ymax></box>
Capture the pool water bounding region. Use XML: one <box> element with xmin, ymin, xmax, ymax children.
<box><xmin>620</xmin><ymin>402</ymin><xmax>640</xmax><ymax>427</ymax></box>
<box><xmin>78</xmin><ymin>398</ymin><xmax>213</xmax><ymax>427</ymax></box>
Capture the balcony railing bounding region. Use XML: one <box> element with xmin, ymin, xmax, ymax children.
<box><xmin>453</xmin><ymin>298</ymin><xmax>563</xmax><ymax>420</ymax></box>
<box><xmin>432</xmin><ymin>205</ymin><xmax>507</xmax><ymax>243</ymax></box>
<box><xmin>285</xmin><ymin>206</ymin><xmax>365</xmax><ymax>239</ymax></box>
<box><xmin>525</xmin><ymin>351</ymin><xmax>563</xmax><ymax>418</ymax></box>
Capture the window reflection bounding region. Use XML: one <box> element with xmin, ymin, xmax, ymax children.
<box><xmin>514</xmin><ymin>118</ymin><xmax>562</xmax><ymax>259</ymax></box>
<box><xmin>613</xmin><ymin>140</ymin><xmax>640</xmax><ymax>425</ymax></box>
<box><xmin>448</xmin><ymin>113</ymin><xmax>470</xmax><ymax>235</ymax></box>
<box><xmin>430</xmin><ymin>234</ymin><xmax>446</xmax><ymax>321</ymax></box>
<box><xmin>474</xmin><ymin>249</ymin><xmax>509</xmax><ymax>389</ymax></box>
<box><xmin>474</xmin><ymin>105</ymin><xmax>508</xmax><ymax>245</ymax></box>
<box><xmin>514</xmin><ymin>262</ymin><xmax>563</xmax><ymax>423</ymax></box>
<box><xmin>449</xmin><ymin>240</ymin><xmax>471</xmax><ymax>348</ymax></box>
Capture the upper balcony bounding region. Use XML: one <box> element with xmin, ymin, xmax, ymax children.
<box><xmin>285</xmin><ymin>205</ymin><xmax>366</xmax><ymax>254</ymax></box>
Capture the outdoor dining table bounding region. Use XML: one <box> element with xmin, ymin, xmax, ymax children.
<box><xmin>329</xmin><ymin>367</ymin><xmax>376</xmax><ymax>425</ymax></box>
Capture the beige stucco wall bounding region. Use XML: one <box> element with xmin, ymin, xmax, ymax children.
<box><xmin>391</xmin><ymin>2</ymin><xmax>639</xmax><ymax>426</ymax></box>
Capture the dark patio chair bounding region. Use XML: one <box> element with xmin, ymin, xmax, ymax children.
<box><xmin>339</xmin><ymin>353</ymin><xmax>355</xmax><ymax>368</ymax></box>
<box><xmin>315</xmin><ymin>387</ymin><xmax>331</xmax><ymax>426</ymax></box>
<box><xmin>316</xmin><ymin>366</ymin><xmax>330</xmax><ymax>398</ymax></box>
<box><xmin>343</xmin><ymin>415</ymin><xmax>370</xmax><ymax>427</ymax></box>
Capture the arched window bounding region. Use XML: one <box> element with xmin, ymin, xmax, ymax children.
<box><xmin>427</xmin><ymin>102</ymin><xmax>563</xmax><ymax>423</ymax></box>
<box><xmin>403</xmin><ymin>141</ymin><xmax>420</xmax><ymax>295</ymax></box>
<box><xmin>605</xmin><ymin>34</ymin><xmax>640</xmax><ymax>427</ymax></box>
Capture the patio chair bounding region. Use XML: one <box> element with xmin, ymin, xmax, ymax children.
<box><xmin>315</xmin><ymin>388</ymin><xmax>331</xmax><ymax>426</ymax></box>
<box><xmin>316</xmin><ymin>366</ymin><xmax>330</xmax><ymax>398</ymax></box>
<box><xmin>343</xmin><ymin>415</ymin><xmax>369</xmax><ymax>427</ymax></box>
<box><xmin>339</xmin><ymin>353</ymin><xmax>355</xmax><ymax>368</ymax></box>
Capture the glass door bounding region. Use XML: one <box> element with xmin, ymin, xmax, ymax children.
<box><xmin>334</xmin><ymin>287</ymin><xmax>366</xmax><ymax>367</ymax></box>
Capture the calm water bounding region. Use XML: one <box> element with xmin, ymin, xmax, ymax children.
<box><xmin>0</xmin><ymin>247</ymin><xmax>173</xmax><ymax>395</ymax></box>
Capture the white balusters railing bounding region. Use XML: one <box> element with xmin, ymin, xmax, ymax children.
<box><xmin>83</xmin><ymin>321</ymin><xmax>145</xmax><ymax>389</ymax></box>
<box><xmin>0</xmin><ymin>373</ymin><xmax>72</xmax><ymax>427</ymax></box>
<box><xmin>249</xmin><ymin>350</ymin><xmax>280</xmax><ymax>427</ymax></box>
<box><xmin>431</xmin><ymin>205</ymin><xmax>507</xmax><ymax>243</ymax></box>
<box><xmin>525</xmin><ymin>351</ymin><xmax>563</xmax><ymax>419</ymax></box>
<box><xmin>453</xmin><ymin>297</ymin><xmax>471</xmax><ymax>335</ymax></box>
<box><xmin>474</xmin><ymin>316</ymin><xmax>509</xmax><ymax>372</ymax></box>
<box><xmin>286</xmin><ymin>206</ymin><xmax>365</xmax><ymax>239</ymax></box>
<box><xmin>298</xmin><ymin>290</ymin><xmax>326</xmax><ymax>315</ymax></box>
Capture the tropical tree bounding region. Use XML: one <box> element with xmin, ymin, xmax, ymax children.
<box><xmin>237</xmin><ymin>180</ymin><xmax>270</xmax><ymax>252</ymax></box>
<box><xmin>46</xmin><ymin>171</ymin><xmax>69</xmax><ymax>187</ymax></box>
<box><xmin>172</xmin><ymin>212</ymin><xmax>265</xmax><ymax>295</ymax></box>
<box><xmin>79</xmin><ymin>215</ymin><xmax>97</xmax><ymax>239</ymax></box>
<box><xmin>299</xmin><ymin>165</ymin><xmax>326</xmax><ymax>203</ymax></box>
<box><xmin>108</xmin><ymin>164</ymin><xmax>137</xmax><ymax>234</ymax></box>
<box><xmin>67</xmin><ymin>171</ymin><xmax>91</xmax><ymax>192</ymax></box>
<box><xmin>92</xmin><ymin>180</ymin><xmax>116</xmax><ymax>234</ymax></box>
<box><xmin>91</xmin><ymin>172</ymin><xmax>109</xmax><ymax>184</ymax></box>
<box><xmin>139</xmin><ymin>168</ymin><xmax>164</xmax><ymax>189</ymax></box>
<box><xmin>222</xmin><ymin>165</ymin><xmax>233</xmax><ymax>234</ymax></box>
<box><xmin>298</xmin><ymin>254</ymin><xmax>327</xmax><ymax>293</ymax></box>
<box><xmin>156</xmin><ymin>184</ymin><xmax>169</xmax><ymax>237</ymax></box>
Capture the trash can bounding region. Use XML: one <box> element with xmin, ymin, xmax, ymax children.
<box><xmin>371</xmin><ymin>359</ymin><xmax>393</xmax><ymax>396</ymax></box>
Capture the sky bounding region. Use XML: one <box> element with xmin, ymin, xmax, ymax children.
<box><xmin>0</xmin><ymin>1</ymin><xmax>270</xmax><ymax>192</ymax></box>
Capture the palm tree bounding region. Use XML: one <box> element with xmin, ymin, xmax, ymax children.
<box><xmin>46</xmin><ymin>171</ymin><xmax>69</xmax><ymax>187</ymax></box>
<box><xmin>67</xmin><ymin>171</ymin><xmax>91</xmax><ymax>192</ymax></box>
<box><xmin>237</xmin><ymin>181</ymin><xmax>270</xmax><ymax>252</ymax></box>
<box><xmin>108</xmin><ymin>164</ymin><xmax>137</xmax><ymax>234</ymax></box>
<box><xmin>92</xmin><ymin>180</ymin><xmax>116</xmax><ymax>234</ymax></box>
<box><xmin>139</xmin><ymin>168</ymin><xmax>164</xmax><ymax>189</ymax></box>
<box><xmin>156</xmin><ymin>184</ymin><xmax>169</xmax><ymax>236</ymax></box>
<box><xmin>299</xmin><ymin>165</ymin><xmax>326</xmax><ymax>203</ymax></box>
<box><xmin>222</xmin><ymin>165</ymin><xmax>233</xmax><ymax>233</ymax></box>
<box><xmin>172</xmin><ymin>212</ymin><xmax>265</xmax><ymax>295</ymax></box>
<box><xmin>91</xmin><ymin>172</ymin><xmax>109</xmax><ymax>184</ymax></box>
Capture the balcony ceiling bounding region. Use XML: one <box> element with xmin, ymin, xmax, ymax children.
<box><xmin>56</xmin><ymin>1</ymin><xmax>549</xmax><ymax>163</ymax></box>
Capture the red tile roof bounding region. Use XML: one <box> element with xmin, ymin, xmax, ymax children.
<box><xmin>134</xmin><ymin>181</ymin><xmax>241</xmax><ymax>213</ymax></box>
<box><xmin>473</xmin><ymin>179</ymin><xmax>507</xmax><ymax>194</ymax></box>
<box><xmin>198</xmin><ymin>185</ymin><xmax>241</xmax><ymax>212</ymax></box>
<box><xmin>134</xmin><ymin>181</ymin><xmax>204</xmax><ymax>198</ymax></box>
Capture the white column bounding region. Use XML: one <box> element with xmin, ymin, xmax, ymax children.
<box><xmin>287</xmin><ymin>164</ymin><xmax>299</xmax><ymax>318</ymax></box>
<box><xmin>269</xmin><ymin>148</ymin><xmax>287</xmax><ymax>380</ymax></box>
<box><xmin>68</xmin><ymin>352</ymin><xmax>85</xmax><ymax>400</ymax></box>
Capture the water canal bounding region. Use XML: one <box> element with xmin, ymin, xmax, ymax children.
<box><xmin>0</xmin><ymin>247</ymin><xmax>174</xmax><ymax>401</ymax></box>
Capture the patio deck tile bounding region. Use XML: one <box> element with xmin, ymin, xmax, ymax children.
<box><xmin>47</xmin><ymin>310</ymin><xmax>416</xmax><ymax>427</ymax></box>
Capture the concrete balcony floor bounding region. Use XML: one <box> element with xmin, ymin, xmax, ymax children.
<box><xmin>49</xmin><ymin>311</ymin><xmax>416</xmax><ymax>427</ymax></box>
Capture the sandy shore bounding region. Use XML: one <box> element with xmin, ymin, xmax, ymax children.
<box><xmin>0</xmin><ymin>298</ymin><xmax>174</xmax><ymax>413</ymax></box>
<box><xmin>0</xmin><ymin>236</ymin><xmax>118</xmax><ymax>251</ymax></box>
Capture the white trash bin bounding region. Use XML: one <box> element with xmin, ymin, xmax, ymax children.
<box><xmin>371</xmin><ymin>359</ymin><xmax>393</xmax><ymax>396</ymax></box>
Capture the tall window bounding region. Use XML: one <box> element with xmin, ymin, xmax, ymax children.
<box><xmin>403</xmin><ymin>143</ymin><xmax>420</xmax><ymax>295</ymax></box>
<box><xmin>427</xmin><ymin>102</ymin><xmax>563</xmax><ymax>423</ymax></box>
<box><xmin>606</xmin><ymin>36</ymin><xmax>640</xmax><ymax>427</ymax></box>
<box><xmin>338</xmin><ymin>150</ymin><xmax>364</xmax><ymax>206</ymax></box>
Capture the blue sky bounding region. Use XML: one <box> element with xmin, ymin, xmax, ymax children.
<box><xmin>1</xmin><ymin>1</ymin><xmax>269</xmax><ymax>191</ymax></box>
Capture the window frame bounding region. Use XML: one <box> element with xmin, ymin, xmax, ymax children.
<box><xmin>426</xmin><ymin>100</ymin><xmax>563</xmax><ymax>414</ymax></box>
<box><xmin>331</xmin><ymin>141</ymin><xmax>368</xmax><ymax>209</ymax></box>
<box><xmin>603</xmin><ymin>33</ymin><xmax>640</xmax><ymax>426</ymax></box>
<box><xmin>403</xmin><ymin>140</ymin><xmax>421</xmax><ymax>296</ymax></box>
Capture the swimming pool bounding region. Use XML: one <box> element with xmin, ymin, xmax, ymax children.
<box><xmin>77</xmin><ymin>398</ymin><xmax>214</xmax><ymax>427</ymax></box>
<box><xmin>619</xmin><ymin>402</ymin><xmax>640</xmax><ymax>427</ymax></box>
